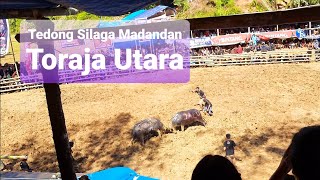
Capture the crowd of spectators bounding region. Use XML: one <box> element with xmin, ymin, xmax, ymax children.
<box><xmin>0</xmin><ymin>63</ymin><xmax>19</xmax><ymax>80</ymax></box>
<box><xmin>191</xmin><ymin>38</ymin><xmax>320</xmax><ymax>56</ymax></box>
<box><xmin>190</xmin><ymin>22</ymin><xmax>320</xmax><ymax>56</ymax></box>
<box><xmin>192</xmin><ymin>22</ymin><xmax>320</xmax><ymax>38</ymax></box>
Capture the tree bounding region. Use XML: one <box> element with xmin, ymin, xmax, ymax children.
<box><xmin>289</xmin><ymin>0</ymin><xmax>320</xmax><ymax>8</ymax></box>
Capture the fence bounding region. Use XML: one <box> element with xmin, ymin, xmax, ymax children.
<box><xmin>1</xmin><ymin>49</ymin><xmax>319</xmax><ymax>94</ymax></box>
<box><xmin>190</xmin><ymin>49</ymin><xmax>320</xmax><ymax>67</ymax></box>
<box><xmin>0</xmin><ymin>77</ymin><xmax>43</xmax><ymax>93</ymax></box>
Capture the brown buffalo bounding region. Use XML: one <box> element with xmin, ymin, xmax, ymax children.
<box><xmin>171</xmin><ymin>109</ymin><xmax>206</xmax><ymax>132</ymax></box>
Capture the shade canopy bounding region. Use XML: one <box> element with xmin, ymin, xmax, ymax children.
<box><xmin>0</xmin><ymin>0</ymin><xmax>159</xmax><ymax>16</ymax></box>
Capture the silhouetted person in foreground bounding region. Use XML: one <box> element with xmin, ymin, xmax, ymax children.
<box><xmin>191</xmin><ymin>155</ymin><xmax>241</xmax><ymax>180</ymax></box>
<box><xmin>79</xmin><ymin>175</ymin><xmax>90</xmax><ymax>180</ymax></box>
<box><xmin>270</xmin><ymin>125</ymin><xmax>320</xmax><ymax>180</ymax></box>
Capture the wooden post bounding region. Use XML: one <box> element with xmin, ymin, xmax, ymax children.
<box><xmin>311</xmin><ymin>49</ymin><xmax>316</xmax><ymax>62</ymax></box>
<box><xmin>309</xmin><ymin>21</ymin><xmax>312</xmax><ymax>36</ymax></box>
<box><xmin>43</xmin><ymin>83</ymin><xmax>77</xmax><ymax>180</ymax></box>
<box><xmin>34</xmin><ymin>19</ymin><xmax>77</xmax><ymax>180</ymax></box>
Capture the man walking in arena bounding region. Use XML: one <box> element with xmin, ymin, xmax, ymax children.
<box><xmin>224</xmin><ymin>134</ymin><xmax>237</xmax><ymax>164</ymax></box>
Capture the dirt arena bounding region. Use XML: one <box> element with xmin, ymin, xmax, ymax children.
<box><xmin>1</xmin><ymin>63</ymin><xmax>320</xmax><ymax>180</ymax></box>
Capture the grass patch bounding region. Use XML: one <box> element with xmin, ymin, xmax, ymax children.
<box><xmin>249</xmin><ymin>0</ymin><xmax>269</xmax><ymax>12</ymax></box>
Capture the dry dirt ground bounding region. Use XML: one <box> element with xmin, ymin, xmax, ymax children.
<box><xmin>1</xmin><ymin>63</ymin><xmax>320</xmax><ymax>180</ymax></box>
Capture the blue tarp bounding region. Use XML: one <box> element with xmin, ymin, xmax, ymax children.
<box><xmin>122</xmin><ymin>10</ymin><xmax>147</xmax><ymax>21</ymax></box>
<box><xmin>0</xmin><ymin>0</ymin><xmax>158</xmax><ymax>16</ymax></box>
<box><xmin>97</xmin><ymin>5</ymin><xmax>168</xmax><ymax>28</ymax></box>
<box><xmin>133</xmin><ymin>5</ymin><xmax>168</xmax><ymax>20</ymax></box>
<box><xmin>97</xmin><ymin>21</ymin><xmax>123</xmax><ymax>28</ymax></box>
<box><xmin>83</xmin><ymin>167</ymin><xmax>159</xmax><ymax>180</ymax></box>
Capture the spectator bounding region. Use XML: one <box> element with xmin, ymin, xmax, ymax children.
<box><xmin>224</xmin><ymin>133</ymin><xmax>237</xmax><ymax>163</ymax></box>
<box><xmin>236</xmin><ymin>45</ymin><xmax>243</xmax><ymax>54</ymax></box>
<box><xmin>191</xmin><ymin>155</ymin><xmax>241</xmax><ymax>180</ymax></box>
<box><xmin>20</xmin><ymin>159</ymin><xmax>32</xmax><ymax>172</ymax></box>
<box><xmin>270</xmin><ymin>125</ymin><xmax>320</xmax><ymax>180</ymax></box>
<box><xmin>0</xmin><ymin>66</ymin><xmax>4</xmax><ymax>79</ymax></box>
<box><xmin>231</xmin><ymin>46</ymin><xmax>237</xmax><ymax>54</ymax></box>
<box><xmin>261</xmin><ymin>42</ymin><xmax>269</xmax><ymax>52</ymax></box>
<box><xmin>313</xmin><ymin>39</ymin><xmax>319</xmax><ymax>49</ymax></box>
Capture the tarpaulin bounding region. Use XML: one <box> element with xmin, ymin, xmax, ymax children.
<box><xmin>190</xmin><ymin>37</ymin><xmax>212</xmax><ymax>48</ymax></box>
<box><xmin>82</xmin><ymin>167</ymin><xmax>159</xmax><ymax>180</ymax></box>
<box><xmin>211</xmin><ymin>33</ymin><xmax>249</xmax><ymax>46</ymax></box>
<box><xmin>257</xmin><ymin>30</ymin><xmax>296</xmax><ymax>39</ymax></box>
<box><xmin>0</xmin><ymin>0</ymin><xmax>159</xmax><ymax>16</ymax></box>
<box><xmin>0</xmin><ymin>19</ymin><xmax>9</xmax><ymax>56</ymax></box>
<box><xmin>122</xmin><ymin>10</ymin><xmax>147</xmax><ymax>21</ymax></box>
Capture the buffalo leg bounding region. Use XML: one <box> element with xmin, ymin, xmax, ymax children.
<box><xmin>139</xmin><ymin>135</ymin><xmax>145</xmax><ymax>146</ymax></box>
<box><xmin>157</xmin><ymin>130</ymin><xmax>162</xmax><ymax>137</ymax></box>
<box><xmin>181</xmin><ymin>125</ymin><xmax>185</xmax><ymax>131</ymax></box>
<box><xmin>173</xmin><ymin>127</ymin><xmax>177</xmax><ymax>134</ymax></box>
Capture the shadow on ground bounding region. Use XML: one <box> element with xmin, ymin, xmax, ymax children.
<box><xmin>7</xmin><ymin>112</ymin><xmax>162</xmax><ymax>173</ymax></box>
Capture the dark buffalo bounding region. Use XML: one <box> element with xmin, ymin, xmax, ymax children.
<box><xmin>171</xmin><ymin>109</ymin><xmax>206</xmax><ymax>131</ymax></box>
<box><xmin>131</xmin><ymin>118</ymin><xmax>164</xmax><ymax>146</ymax></box>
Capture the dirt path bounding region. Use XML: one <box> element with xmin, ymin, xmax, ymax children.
<box><xmin>1</xmin><ymin>63</ymin><xmax>320</xmax><ymax>179</ymax></box>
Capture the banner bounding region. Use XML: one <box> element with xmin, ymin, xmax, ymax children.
<box><xmin>211</xmin><ymin>34</ymin><xmax>249</xmax><ymax>46</ymax></box>
<box><xmin>93</xmin><ymin>39</ymin><xmax>112</xmax><ymax>49</ymax></box>
<box><xmin>61</xmin><ymin>39</ymin><xmax>85</xmax><ymax>48</ymax></box>
<box><xmin>257</xmin><ymin>30</ymin><xmax>296</xmax><ymax>39</ymax></box>
<box><xmin>190</xmin><ymin>37</ymin><xmax>212</xmax><ymax>48</ymax></box>
<box><xmin>295</xmin><ymin>29</ymin><xmax>308</xmax><ymax>39</ymax></box>
<box><xmin>0</xmin><ymin>19</ymin><xmax>10</xmax><ymax>57</ymax></box>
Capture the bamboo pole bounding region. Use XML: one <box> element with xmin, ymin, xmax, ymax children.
<box><xmin>9</xmin><ymin>35</ymin><xmax>19</xmax><ymax>77</ymax></box>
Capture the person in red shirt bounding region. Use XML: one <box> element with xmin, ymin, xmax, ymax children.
<box><xmin>236</xmin><ymin>45</ymin><xmax>243</xmax><ymax>54</ymax></box>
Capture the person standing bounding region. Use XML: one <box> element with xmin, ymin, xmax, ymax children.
<box><xmin>192</xmin><ymin>87</ymin><xmax>205</xmax><ymax>98</ymax></box>
<box><xmin>200</xmin><ymin>96</ymin><xmax>213</xmax><ymax>116</ymax></box>
<box><xmin>224</xmin><ymin>134</ymin><xmax>237</xmax><ymax>163</ymax></box>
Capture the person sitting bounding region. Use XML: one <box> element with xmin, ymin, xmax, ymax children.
<box><xmin>270</xmin><ymin>125</ymin><xmax>320</xmax><ymax>180</ymax></box>
<box><xmin>20</xmin><ymin>159</ymin><xmax>32</xmax><ymax>172</ymax></box>
<box><xmin>191</xmin><ymin>155</ymin><xmax>241</xmax><ymax>180</ymax></box>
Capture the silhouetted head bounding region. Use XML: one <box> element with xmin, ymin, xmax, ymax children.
<box><xmin>192</xmin><ymin>155</ymin><xmax>241</xmax><ymax>180</ymax></box>
<box><xmin>79</xmin><ymin>175</ymin><xmax>90</xmax><ymax>180</ymax></box>
<box><xmin>291</xmin><ymin>125</ymin><xmax>320</xmax><ymax>180</ymax></box>
<box><xmin>226</xmin><ymin>134</ymin><xmax>231</xmax><ymax>139</ymax></box>
<box><xmin>195</xmin><ymin>87</ymin><xmax>199</xmax><ymax>90</ymax></box>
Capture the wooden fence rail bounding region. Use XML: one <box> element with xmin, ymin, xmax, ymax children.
<box><xmin>190</xmin><ymin>49</ymin><xmax>320</xmax><ymax>67</ymax></box>
<box><xmin>1</xmin><ymin>50</ymin><xmax>319</xmax><ymax>94</ymax></box>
